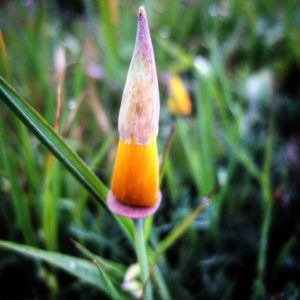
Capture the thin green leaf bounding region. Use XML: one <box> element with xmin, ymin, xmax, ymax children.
<box><xmin>97</xmin><ymin>0</ymin><xmax>122</xmax><ymax>82</ymax></box>
<box><xmin>156</xmin><ymin>37</ymin><xmax>194</xmax><ymax>73</ymax></box>
<box><xmin>73</xmin><ymin>241</ymin><xmax>125</xmax><ymax>300</ymax></box>
<box><xmin>0</xmin><ymin>123</ymin><xmax>35</xmax><ymax>245</ymax></box>
<box><xmin>16</xmin><ymin>120</ymin><xmax>39</xmax><ymax>195</ymax></box>
<box><xmin>0</xmin><ymin>76</ymin><xmax>108</xmax><ymax>204</ymax></box>
<box><xmin>73</xmin><ymin>240</ymin><xmax>125</xmax><ymax>278</ymax></box>
<box><xmin>177</xmin><ymin>118</ymin><xmax>202</xmax><ymax>193</ymax></box>
<box><xmin>165</xmin><ymin>157</ymin><xmax>179</xmax><ymax>201</ymax></box>
<box><xmin>154</xmin><ymin>198</ymin><xmax>209</xmax><ymax>261</ymax></box>
<box><xmin>194</xmin><ymin>73</ymin><xmax>216</xmax><ymax>194</ymax></box>
<box><xmin>159</xmin><ymin>123</ymin><xmax>176</xmax><ymax>184</ymax></box>
<box><xmin>90</xmin><ymin>134</ymin><xmax>115</xmax><ymax>170</ymax></box>
<box><xmin>43</xmin><ymin>156</ymin><xmax>61</xmax><ymax>251</ymax></box>
<box><xmin>0</xmin><ymin>240</ymin><xmax>107</xmax><ymax>291</ymax></box>
<box><xmin>224</xmin><ymin>135</ymin><xmax>261</xmax><ymax>181</ymax></box>
<box><xmin>0</xmin><ymin>76</ymin><xmax>134</xmax><ymax>242</ymax></box>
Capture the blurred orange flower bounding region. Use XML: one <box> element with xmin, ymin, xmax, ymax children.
<box><xmin>167</xmin><ymin>75</ymin><xmax>192</xmax><ymax>116</ymax></box>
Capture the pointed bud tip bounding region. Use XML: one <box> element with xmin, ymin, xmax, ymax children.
<box><xmin>137</xmin><ymin>6</ymin><xmax>148</xmax><ymax>33</ymax></box>
<box><xmin>118</xmin><ymin>4</ymin><xmax>159</xmax><ymax>145</ymax></box>
<box><xmin>138</xmin><ymin>6</ymin><xmax>146</xmax><ymax>17</ymax></box>
<box><xmin>137</xmin><ymin>6</ymin><xmax>150</xmax><ymax>49</ymax></box>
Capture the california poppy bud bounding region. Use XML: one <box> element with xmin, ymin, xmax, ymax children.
<box><xmin>107</xmin><ymin>6</ymin><xmax>161</xmax><ymax>219</ymax></box>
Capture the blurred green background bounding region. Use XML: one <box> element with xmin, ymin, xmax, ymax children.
<box><xmin>0</xmin><ymin>0</ymin><xmax>300</xmax><ymax>299</ymax></box>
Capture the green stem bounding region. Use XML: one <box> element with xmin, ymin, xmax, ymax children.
<box><xmin>134</xmin><ymin>218</ymin><xmax>153</xmax><ymax>300</ymax></box>
<box><xmin>254</xmin><ymin>97</ymin><xmax>274</xmax><ymax>299</ymax></box>
<box><xmin>254</xmin><ymin>180</ymin><xmax>272</xmax><ymax>299</ymax></box>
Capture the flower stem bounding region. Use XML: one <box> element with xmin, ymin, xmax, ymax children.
<box><xmin>134</xmin><ymin>218</ymin><xmax>153</xmax><ymax>300</ymax></box>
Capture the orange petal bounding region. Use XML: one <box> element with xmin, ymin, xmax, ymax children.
<box><xmin>111</xmin><ymin>136</ymin><xmax>159</xmax><ymax>207</ymax></box>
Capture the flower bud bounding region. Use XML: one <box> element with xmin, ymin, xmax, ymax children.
<box><xmin>107</xmin><ymin>6</ymin><xmax>161</xmax><ymax>219</ymax></box>
<box><xmin>118</xmin><ymin>6</ymin><xmax>159</xmax><ymax>146</ymax></box>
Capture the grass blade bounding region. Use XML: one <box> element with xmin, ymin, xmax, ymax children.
<box><xmin>0</xmin><ymin>76</ymin><xmax>108</xmax><ymax>204</ymax></box>
<box><xmin>73</xmin><ymin>240</ymin><xmax>125</xmax><ymax>278</ymax></box>
<box><xmin>194</xmin><ymin>73</ymin><xmax>216</xmax><ymax>194</ymax></box>
<box><xmin>43</xmin><ymin>156</ymin><xmax>61</xmax><ymax>251</ymax></box>
<box><xmin>0</xmin><ymin>122</ymin><xmax>35</xmax><ymax>245</ymax></box>
<box><xmin>0</xmin><ymin>240</ymin><xmax>110</xmax><ymax>292</ymax></box>
<box><xmin>73</xmin><ymin>240</ymin><xmax>125</xmax><ymax>300</ymax></box>
<box><xmin>154</xmin><ymin>197</ymin><xmax>210</xmax><ymax>261</ymax></box>
<box><xmin>0</xmin><ymin>76</ymin><xmax>135</xmax><ymax>242</ymax></box>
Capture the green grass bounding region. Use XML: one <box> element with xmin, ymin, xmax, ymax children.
<box><xmin>0</xmin><ymin>0</ymin><xmax>300</xmax><ymax>299</ymax></box>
